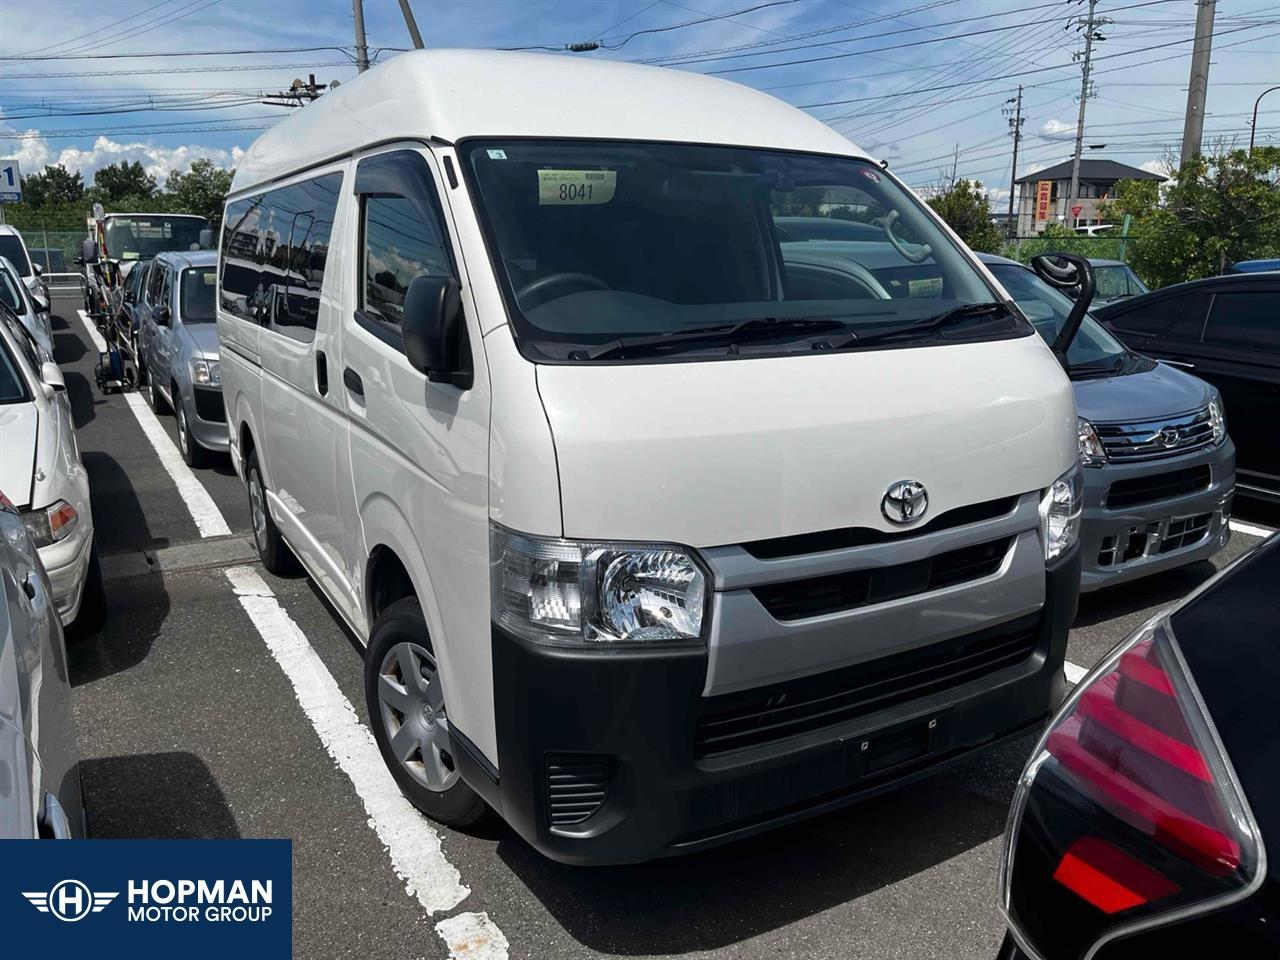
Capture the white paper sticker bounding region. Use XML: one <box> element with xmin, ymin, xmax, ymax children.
<box><xmin>487</xmin><ymin>149</ymin><xmax>507</xmax><ymax>160</ymax></box>
<box><xmin>538</xmin><ymin>169</ymin><xmax>617</xmax><ymax>205</ymax></box>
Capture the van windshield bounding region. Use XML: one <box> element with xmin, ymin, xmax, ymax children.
<box><xmin>461</xmin><ymin>140</ymin><xmax>1027</xmax><ymax>361</ymax></box>
<box><xmin>103</xmin><ymin>215</ymin><xmax>208</xmax><ymax>260</ymax></box>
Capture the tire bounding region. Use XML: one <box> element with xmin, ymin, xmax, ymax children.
<box><xmin>148</xmin><ymin>372</ymin><xmax>169</xmax><ymax>414</ymax></box>
<box><xmin>245</xmin><ymin>449</ymin><xmax>298</xmax><ymax>574</ymax></box>
<box><xmin>67</xmin><ymin>544</ymin><xmax>106</xmax><ymax>640</ymax></box>
<box><xmin>365</xmin><ymin>597</ymin><xmax>487</xmax><ymax>828</ymax></box>
<box><xmin>176</xmin><ymin>399</ymin><xmax>210</xmax><ymax>469</ymax></box>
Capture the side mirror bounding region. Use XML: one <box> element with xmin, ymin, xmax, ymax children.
<box><xmin>402</xmin><ymin>275</ymin><xmax>472</xmax><ymax>389</ymax></box>
<box><xmin>124</xmin><ymin>290</ymin><xmax>136</xmax><ymax>305</ymax></box>
<box><xmin>1030</xmin><ymin>252</ymin><xmax>1095</xmax><ymax>372</ymax></box>
<box><xmin>154</xmin><ymin>305</ymin><xmax>171</xmax><ymax>327</ymax></box>
<box><xmin>80</xmin><ymin>238</ymin><xmax>99</xmax><ymax>264</ymax></box>
<box><xmin>33</xmin><ymin>294</ymin><xmax>50</xmax><ymax>314</ymax></box>
<box><xmin>32</xmin><ymin>263</ymin><xmax>43</xmax><ymax>277</ymax></box>
<box><xmin>199</xmin><ymin>228</ymin><xmax>214</xmax><ymax>250</ymax></box>
<box><xmin>40</xmin><ymin>361</ymin><xmax>66</xmax><ymax>397</ymax></box>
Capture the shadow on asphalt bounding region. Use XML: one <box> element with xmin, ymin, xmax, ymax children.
<box><xmin>68</xmin><ymin>569</ymin><xmax>172</xmax><ymax>686</ymax></box>
<box><xmin>82</xmin><ymin>752</ymin><xmax>240</xmax><ymax>839</ymax></box>
<box><xmin>494</xmin><ymin>744</ymin><xmax>1022</xmax><ymax>954</ymax></box>
<box><xmin>82</xmin><ymin>451</ymin><xmax>172</xmax><ymax>556</ymax></box>
<box><xmin>1072</xmin><ymin>558</ymin><xmax>1218</xmax><ymax>628</ymax></box>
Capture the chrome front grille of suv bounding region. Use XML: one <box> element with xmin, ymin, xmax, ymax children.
<box><xmin>1094</xmin><ymin>407</ymin><xmax>1214</xmax><ymax>463</ymax></box>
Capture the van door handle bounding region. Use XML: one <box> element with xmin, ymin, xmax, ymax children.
<box><xmin>316</xmin><ymin>351</ymin><xmax>328</xmax><ymax>396</ymax></box>
<box><xmin>343</xmin><ymin>367</ymin><xmax>364</xmax><ymax>397</ymax></box>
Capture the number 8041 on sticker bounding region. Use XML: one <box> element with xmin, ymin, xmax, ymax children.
<box><xmin>538</xmin><ymin>169</ymin><xmax>617</xmax><ymax>206</ymax></box>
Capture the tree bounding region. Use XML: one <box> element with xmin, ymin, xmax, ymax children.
<box><xmin>21</xmin><ymin>164</ymin><xmax>84</xmax><ymax>208</ymax></box>
<box><xmin>926</xmin><ymin>177</ymin><xmax>1003</xmax><ymax>253</ymax></box>
<box><xmin>1115</xmin><ymin>146</ymin><xmax>1280</xmax><ymax>287</ymax></box>
<box><xmin>91</xmin><ymin>160</ymin><xmax>157</xmax><ymax>204</ymax></box>
<box><xmin>163</xmin><ymin>158</ymin><xmax>235</xmax><ymax>227</ymax></box>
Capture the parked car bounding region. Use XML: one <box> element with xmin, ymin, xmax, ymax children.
<box><xmin>1095</xmin><ymin>273</ymin><xmax>1279</xmax><ymax>503</ymax></box>
<box><xmin>0</xmin><ymin>254</ymin><xmax>53</xmax><ymax>358</ymax></box>
<box><xmin>0</xmin><ymin>224</ymin><xmax>49</xmax><ymax>305</ymax></box>
<box><xmin>111</xmin><ymin>256</ymin><xmax>152</xmax><ymax>357</ymax></box>
<box><xmin>0</xmin><ymin>488</ymin><xmax>85</xmax><ymax>839</ymax></box>
<box><xmin>1086</xmin><ymin>259</ymin><xmax>1149</xmax><ymax>307</ymax></box>
<box><xmin>0</xmin><ymin>304</ymin><xmax>104</xmax><ymax>634</ymax></box>
<box><xmin>219</xmin><ymin>50</ymin><xmax>1084</xmax><ymax>865</ymax></box>
<box><xmin>80</xmin><ymin>210</ymin><xmax>210</xmax><ymax>322</ymax></box>
<box><xmin>998</xmin><ymin>532</ymin><xmax>1279</xmax><ymax>960</ymax></box>
<box><xmin>1227</xmin><ymin>258</ymin><xmax>1280</xmax><ymax>274</ymax></box>
<box><xmin>980</xmin><ymin>254</ymin><xmax>1233</xmax><ymax>592</ymax></box>
<box><xmin>138</xmin><ymin>250</ymin><xmax>225</xmax><ymax>467</ymax></box>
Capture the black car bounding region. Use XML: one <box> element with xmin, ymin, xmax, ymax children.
<box><xmin>997</xmin><ymin>532</ymin><xmax>1279</xmax><ymax>960</ymax></box>
<box><xmin>112</xmin><ymin>257</ymin><xmax>152</xmax><ymax>355</ymax></box>
<box><xmin>1095</xmin><ymin>273</ymin><xmax>1280</xmax><ymax>502</ymax></box>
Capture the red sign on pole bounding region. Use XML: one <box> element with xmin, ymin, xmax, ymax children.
<box><xmin>1071</xmin><ymin>205</ymin><xmax>1083</xmax><ymax>217</ymax></box>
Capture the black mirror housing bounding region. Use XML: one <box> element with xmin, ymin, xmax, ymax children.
<box><xmin>199</xmin><ymin>228</ymin><xmax>214</xmax><ymax>250</ymax></box>
<box><xmin>80</xmin><ymin>238</ymin><xmax>99</xmax><ymax>264</ymax></box>
<box><xmin>154</xmin><ymin>305</ymin><xmax>170</xmax><ymax>327</ymax></box>
<box><xmin>1030</xmin><ymin>252</ymin><xmax>1095</xmax><ymax>372</ymax></box>
<box><xmin>402</xmin><ymin>275</ymin><xmax>472</xmax><ymax>389</ymax></box>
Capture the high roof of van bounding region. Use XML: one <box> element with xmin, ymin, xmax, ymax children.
<box><xmin>231</xmin><ymin>49</ymin><xmax>868</xmax><ymax>194</ymax></box>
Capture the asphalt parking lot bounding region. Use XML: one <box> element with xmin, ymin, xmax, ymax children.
<box><xmin>51</xmin><ymin>290</ymin><xmax>1275</xmax><ymax>960</ymax></box>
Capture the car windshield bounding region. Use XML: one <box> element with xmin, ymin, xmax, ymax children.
<box><xmin>0</xmin><ymin>235</ymin><xmax>31</xmax><ymax>276</ymax></box>
<box><xmin>461</xmin><ymin>140</ymin><xmax>1025</xmax><ymax>361</ymax></box>
<box><xmin>103</xmin><ymin>215</ymin><xmax>208</xmax><ymax>260</ymax></box>
<box><xmin>180</xmin><ymin>267</ymin><xmax>217</xmax><ymax>322</ymax></box>
<box><xmin>1094</xmin><ymin>264</ymin><xmax>1148</xmax><ymax>299</ymax></box>
<box><xmin>989</xmin><ymin>262</ymin><xmax>1127</xmax><ymax>368</ymax></box>
<box><xmin>0</xmin><ymin>267</ymin><xmax>23</xmax><ymax>314</ymax></box>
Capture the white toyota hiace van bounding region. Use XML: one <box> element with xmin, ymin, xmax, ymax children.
<box><xmin>218</xmin><ymin>50</ymin><xmax>1082</xmax><ymax>864</ymax></box>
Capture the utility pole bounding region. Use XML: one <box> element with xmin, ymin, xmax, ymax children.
<box><xmin>353</xmin><ymin>0</ymin><xmax>370</xmax><ymax>72</ymax></box>
<box><xmin>1005</xmin><ymin>86</ymin><xmax>1024</xmax><ymax>234</ymax></box>
<box><xmin>397</xmin><ymin>0</ymin><xmax>424</xmax><ymax>49</ymax></box>
<box><xmin>1181</xmin><ymin>0</ymin><xmax>1217</xmax><ymax>165</ymax></box>
<box><xmin>1067</xmin><ymin>0</ymin><xmax>1105</xmax><ymax>231</ymax></box>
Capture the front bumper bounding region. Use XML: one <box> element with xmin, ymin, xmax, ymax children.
<box><xmin>186</xmin><ymin>385</ymin><xmax>230</xmax><ymax>452</ymax></box>
<box><xmin>38</xmin><ymin>522</ymin><xmax>94</xmax><ymax>626</ymax></box>
<box><xmin>1079</xmin><ymin>440</ymin><xmax>1235</xmax><ymax>593</ymax></box>
<box><xmin>471</xmin><ymin>548</ymin><xmax>1080</xmax><ymax>865</ymax></box>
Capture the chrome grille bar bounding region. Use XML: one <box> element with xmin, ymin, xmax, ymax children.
<box><xmin>1094</xmin><ymin>407</ymin><xmax>1214</xmax><ymax>462</ymax></box>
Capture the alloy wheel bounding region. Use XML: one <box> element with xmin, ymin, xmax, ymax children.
<box><xmin>248</xmin><ymin>468</ymin><xmax>268</xmax><ymax>553</ymax></box>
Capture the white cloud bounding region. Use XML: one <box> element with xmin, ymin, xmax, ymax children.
<box><xmin>1040</xmin><ymin>119</ymin><xmax>1078</xmax><ymax>140</ymax></box>
<box><xmin>1139</xmin><ymin>158</ymin><xmax>1172</xmax><ymax>177</ymax></box>
<box><xmin>53</xmin><ymin>136</ymin><xmax>240</xmax><ymax>185</ymax></box>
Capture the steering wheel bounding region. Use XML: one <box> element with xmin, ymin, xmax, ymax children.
<box><xmin>515</xmin><ymin>272</ymin><xmax>610</xmax><ymax>305</ymax></box>
<box><xmin>883</xmin><ymin>210</ymin><xmax>933</xmax><ymax>265</ymax></box>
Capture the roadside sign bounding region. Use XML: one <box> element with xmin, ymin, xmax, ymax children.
<box><xmin>0</xmin><ymin>159</ymin><xmax>21</xmax><ymax>203</ymax></box>
<box><xmin>1071</xmin><ymin>204</ymin><xmax>1083</xmax><ymax>217</ymax></box>
<box><xmin>1034</xmin><ymin>180</ymin><xmax>1052</xmax><ymax>222</ymax></box>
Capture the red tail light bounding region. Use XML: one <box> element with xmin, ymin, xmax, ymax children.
<box><xmin>1000</xmin><ymin>617</ymin><xmax>1261</xmax><ymax>959</ymax></box>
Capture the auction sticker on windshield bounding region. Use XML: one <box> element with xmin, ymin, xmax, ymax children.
<box><xmin>538</xmin><ymin>169</ymin><xmax>617</xmax><ymax>205</ymax></box>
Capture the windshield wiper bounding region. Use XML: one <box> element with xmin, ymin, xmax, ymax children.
<box><xmin>831</xmin><ymin>301</ymin><xmax>1012</xmax><ymax>349</ymax></box>
<box><xmin>569</xmin><ymin>316</ymin><xmax>850</xmax><ymax>361</ymax></box>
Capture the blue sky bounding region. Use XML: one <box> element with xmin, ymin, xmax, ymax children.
<box><xmin>1</xmin><ymin>0</ymin><xmax>1277</xmax><ymax>206</ymax></box>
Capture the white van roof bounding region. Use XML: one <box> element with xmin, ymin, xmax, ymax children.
<box><xmin>231</xmin><ymin>49</ymin><xmax>867</xmax><ymax>194</ymax></box>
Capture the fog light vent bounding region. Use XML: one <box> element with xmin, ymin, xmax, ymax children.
<box><xmin>546</xmin><ymin>754</ymin><xmax>609</xmax><ymax>827</ymax></box>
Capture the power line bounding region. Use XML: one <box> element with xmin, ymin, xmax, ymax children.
<box><xmin>11</xmin><ymin>0</ymin><xmax>178</xmax><ymax>58</ymax></box>
<box><xmin>0</xmin><ymin>61</ymin><xmax>353</xmax><ymax>80</ymax></box>
<box><xmin>0</xmin><ymin>45</ymin><xmax>354</xmax><ymax>63</ymax></box>
<box><xmin>595</xmin><ymin>0</ymin><xmax>804</xmax><ymax>51</ymax></box>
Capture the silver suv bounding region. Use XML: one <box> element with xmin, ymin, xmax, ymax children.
<box><xmin>137</xmin><ymin>250</ymin><xmax>227</xmax><ymax>467</ymax></box>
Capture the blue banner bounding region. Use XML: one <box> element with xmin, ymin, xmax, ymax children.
<box><xmin>0</xmin><ymin>839</ymin><xmax>291</xmax><ymax>957</ymax></box>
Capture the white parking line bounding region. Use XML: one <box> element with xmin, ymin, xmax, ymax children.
<box><xmin>72</xmin><ymin>307</ymin><xmax>502</xmax><ymax>954</ymax></box>
<box><xmin>75</xmin><ymin>309</ymin><xmax>231</xmax><ymax>538</ymax></box>
<box><xmin>1230</xmin><ymin>520</ymin><xmax>1274</xmax><ymax>539</ymax></box>
<box><xmin>1064</xmin><ymin>661</ymin><xmax>1089</xmax><ymax>686</ymax></box>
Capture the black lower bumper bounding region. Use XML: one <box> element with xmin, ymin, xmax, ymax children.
<box><xmin>466</xmin><ymin>548</ymin><xmax>1081</xmax><ymax>865</ymax></box>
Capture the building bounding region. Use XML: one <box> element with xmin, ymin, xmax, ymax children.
<box><xmin>1014</xmin><ymin>159</ymin><xmax>1165</xmax><ymax>235</ymax></box>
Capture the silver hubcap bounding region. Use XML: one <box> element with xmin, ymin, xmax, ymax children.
<box><xmin>177</xmin><ymin>407</ymin><xmax>189</xmax><ymax>455</ymax></box>
<box><xmin>377</xmin><ymin>642</ymin><xmax>458</xmax><ymax>792</ymax></box>
<box><xmin>249</xmin><ymin>469</ymin><xmax>268</xmax><ymax>552</ymax></box>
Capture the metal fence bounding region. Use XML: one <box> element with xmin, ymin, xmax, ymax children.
<box><xmin>999</xmin><ymin>234</ymin><xmax>1131</xmax><ymax>265</ymax></box>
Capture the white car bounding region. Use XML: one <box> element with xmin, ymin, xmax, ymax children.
<box><xmin>0</xmin><ymin>304</ymin><xmax>103</xmax><ymax>634</ymax></box>
<box><xmin>0</xmin><ymin>254</ymin><xmax>54</xmax><ymax>358</ymax></box>
<box><xmin>0</xmin><ymin>224</ymin><xmax>49</xmax><ymax>305</ymax></box>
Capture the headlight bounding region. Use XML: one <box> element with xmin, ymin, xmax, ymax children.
<box><xmin>21</xmin><ymin>499</ymin><xmax>78</xmax><ymax>547</ymax></box>
<box><xmin>491</xmin><ymin>524</ymin><xmax>708</xmax><ymax>646</ymax></box>
<box><xmin>191</xmin><ymin>358</ymin><xmax>220</xmax><ymax>387</ymax></box>
<box><xmin>1208</xmin><ymin>396</ymin><xmax>1226</xmax><ymax>446</ymax></box>
<box><xmin>1039</xmin><ymin>462</ymin><xmax>1083</xmax><ymax>562</ymax></box>
<box><xmin>1077</xmin><ymin>417</ymin><xmax>1106</xmax><ymax>466</ymax></box>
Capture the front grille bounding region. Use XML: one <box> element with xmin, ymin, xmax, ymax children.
<box><xmin>193</xmin><ymin>386</ymin><xmax>226</xmax><ymax>423</ymax></box>
<box><xmin>1159</xmin><ymin>513</ymin><xmax>1212</xmax><ymax>553</ymax></box>
<box><xmin>742</xmin><ymin>496</ymin><xmax>1017</xmax><ymax>560</ymax></box>
<box><xmin>1106</xmin><ymin>465</ymin><xmax>1211</xmax><ymax>509</ymax></box>
<box><xmin>750</xmin><ymin>537</ymin><xmax>1011</xmax><ymax>621</ymax></box>
<box><xmin>545</xmin><ymin>754</ymin><xmax>609</xmax><ymax>827</ymax></box>
<box><xmin>1096</xmin><ymin>512</ymin><xmax>1213</xmax><ymax>567</ymax></box>
<box><xmin>693</xmin><ymin>613</ymin><xmax>1041</xmax><ymax>758</ymax></box>
<box><xmin>1094</xmin><ymin>407</ymin><xmax>1214</xmax><ymax>463</ymax></box>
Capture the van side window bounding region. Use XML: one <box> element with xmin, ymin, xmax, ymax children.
<box><xmin>362</xmin><ymin>195</ymin><xmax>452</xmax><ymax>329</ymax></box>
<box><xmin>218</xmin><ymin>172</ymin><xmax>342</xmax><ymax>342</ymax></box>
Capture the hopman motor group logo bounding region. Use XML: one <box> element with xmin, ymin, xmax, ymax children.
<box><xmin>22</xmin><ymin>878</ymin><xmax>274</xmax><ymax>925</ymax></box>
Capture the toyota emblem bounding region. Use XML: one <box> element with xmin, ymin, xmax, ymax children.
<box><xmin>882</xmin><ymin>480</ymin><xmax>929</xmax><ymax>525</ymax></box>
